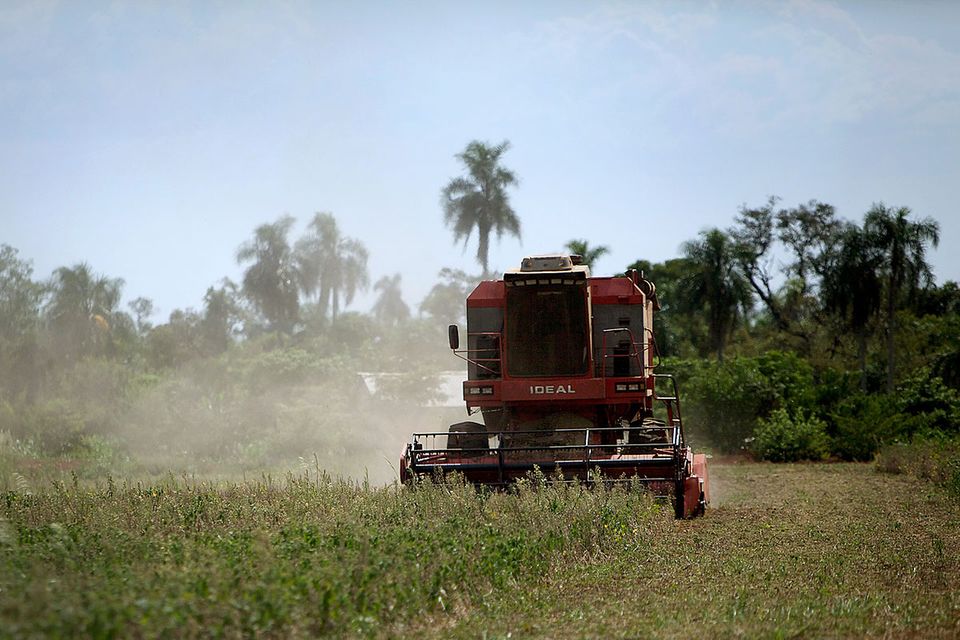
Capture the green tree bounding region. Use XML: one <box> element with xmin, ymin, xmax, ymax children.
<box><xmin>775</xmin><ymin>201</ymin><xmax>842</xmax><ymax>298</ymax></box>
<box><xmin>200</xmin><ymin>279</ymin><xmax>242</xmax><ymax>355</ymax></box>
<box><xmin>45</xmin><ymin>263</ymin><xmax>124</xmax><ymax>360</ymax></box>
<box><xmin>0</xmin><ymin>245</ymin><xmax>45</xmax><ymax>397</ymax></box>
<box><xmin>236</xmin><ymin>216</ymin><xmax>300</xmax><ymax>334</ymax></box>
<box><xmin>565</xmin><ymin>239</ymin><xmax>609</xmax><ymax>270</ymax></box>
<box><xmin>295</xmin><ymin>212</ymin><xmax>369</xmax><ymax>323</ymax></box>
<box><xmin>441</xmin><ymin>140</ymin><xmax>520</xmax><ymax>276</ymax></box>
<box><xmin>679</xmin><ymin>229</ymin><xmax>752</xmax><ymax>362</ymax></box>
<box><xmin>372</xmin><ymin>274</ymin><xmax>410</xmax><ymax>326</ymax></box>
<box><xmin>731</xmin><ymin>197</ymin><xmax>841</xmax><ymax>351</ymax></box>
<box><xmin>0</xmin><ymin>245</ymin><xmax>43</xmax><ymax>343</ymax></box>
<box><xmin>146</xmin><ymin>308</ymin><xmax>202</xmax><ymax>369</ymax></box>
<box><xmin>128</xmin><ymin>297</ymin><xmax>155</xmax><ymax>336</ymax></box>
<box><xmin>419</xmin><ymin>268</ymin><xmax>478</xmax><ymax>324</ymax></box>
<box><xmin>821</xmin><ymin>224</ymin><xmax>883</xmax><ymax>391</ymax></box>
<box><xmin>864</xmin><ymin>204</ymin><xmax>940</xmax><ymax>391</ymax></box>
<box><xmin>625</xmin><ymin>257</ymin><xmax>700</xmax><ymax>358</ymax></box>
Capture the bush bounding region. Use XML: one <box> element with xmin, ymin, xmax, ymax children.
<box><xmin>877</xmin><ymin>437</ymin><xmax>960</xmax><ymax>497</ymax></box>
<box><xmin>752</xmin><ymin>408</ymin><xmax>829</xmax><ymax>462</ymax></box>
<box><xmin>896</xmin><ymin>370</ymin><xmax>960</xmax><ymax>436</ymax></box>
<box><xmin>830</xmin><ymin>393</ymin><xmax>903</xmax><ymax>461</ymax></box>
<box><xmin>669</xmin><ymin>352</ymin><xmax>818</xmax><ymax>453</ymax></box>
<box><xmin>0</xmin><ymin>400</ymin><xmax>88</xmax><ymax>456</ymax></box>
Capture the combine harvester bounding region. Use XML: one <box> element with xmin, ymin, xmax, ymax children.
<box><xmin>400</xmin><ymin>255</ymin><xmax>709</xmax><ymax>518</ymax></box>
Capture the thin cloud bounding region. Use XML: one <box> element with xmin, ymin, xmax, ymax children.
<box><xmin>518</xmin><ymin>1</ymin><xmax>960</xmax><ymax>135</ymax></box>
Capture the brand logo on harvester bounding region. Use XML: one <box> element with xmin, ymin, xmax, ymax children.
<box><xmin>529</xmin><ymin>384</ymin><xmax>576</xmax><ymax>395</ymax></box>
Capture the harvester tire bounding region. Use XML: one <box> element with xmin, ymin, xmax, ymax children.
<box><xmin>447</xmin><ymin>422</ymin><xmax>487</xmax><ymax>457</ymax></box>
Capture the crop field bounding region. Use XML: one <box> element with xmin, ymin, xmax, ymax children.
<box><xmin>1</xmin><ymin>462</ymin><xmax>958</xmax><ymax>639</ymax></box>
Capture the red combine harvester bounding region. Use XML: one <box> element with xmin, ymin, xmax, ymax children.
<box><xmin>400</xmin><ymin>255</ymin><xmax>709</xmax><ymax>518</ymax></box>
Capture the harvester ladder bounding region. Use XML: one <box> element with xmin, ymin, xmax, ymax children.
<box><xmin>597</xmin><ymin>327</ymin><xmax>647</xmax><ymax>377</ymax></box>
<box><xmin>653</xmin><ymin>373</ymin><xmax>685</xmax><ymax>447</ymax></box>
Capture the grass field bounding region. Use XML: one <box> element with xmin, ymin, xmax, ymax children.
<box><xmin>1</xmin><ymin>462</ymin><xmax>958</xmax><ymax>639</ymax></box>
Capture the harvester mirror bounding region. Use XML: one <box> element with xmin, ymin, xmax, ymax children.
<box><xmin>448</xmin><ymin>324</ymin><xmax>460</xmax><ymax>350</ymax></box>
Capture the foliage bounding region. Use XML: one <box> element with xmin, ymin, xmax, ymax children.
<box><xmin>2</xmin><ymin>464</ymin><xmax>960</xmax><ymax>637</ymax></box>
<box><xmin>441</xmin><ymin>139</ymin><xmax>520</xmax><ymax>275</ymax></box>
<box><xmin>820</xmin><ymin>223</ymin><xmax>883</xmax><ymax>389</ymax></box>
<box><xmin>45</xmin><ymin>263</ymin><xmax>127</xmax><ymax>362</ymax></box>
<box><xmin>864</xmin><ymin>203</ymin><xmax>941</xmax><ymax>390</ymax></box>
<box><xmin>564</xmin><ymin>239</ymin><xmax>609</xmax><ymax>269</ymax></box>
<box><xmin>371</xmin><ymin>273</ymin><xmax>410</xmax><ymax>326</ymax></box>
<box><xmin>625</xmin><ymin>257</ymin><xmax>702</xmax><ymax>358</ymax></box>
<box><xmin>0</xmin><ymin>189</ymin><xmax>956</xmax><ymax>487</ymax></box>
<box><xmin>752</xmin><ymin>408</ymin><xmax>830</xmax><ymax>462</ymax></box>
<box><xmin>730</xmin><ymin>197</ymin><xmax>839</xmax><ymax>349</ymax></box>
<box><xmin>0</xmin><ymin>475</ymin><xmax>660</xmax><ymax>636</ymax></box>
<box><xmin>295</xmin><ymin>212</ymin><xmax>369</xmax><ymax>323</ymax></box>
<box><xmin>678</xmin><ymin>228</ymin><xmax>752</xmax><ymax>361</ymax></box>
<box><xmin>877</xmin><ymin>437</ymin><xmax>960</xmax><ymax>497</ymax></box>
<box><xmin>895</xmin><ymin>369</ymin><xmax>960</xmax><ymax>436</ymax></box>
<box><xmin>236</xmin><ymin>216</ymin><xmax>301</xmax><ymax>334</ymax></box>
<box><xmin>670</xmin><ymin>352</ymin><xmax>816</xmax><ymax>453</ymax></box>
<box><xmin>419</xmin><ymin>268</ymin><xmax>478</xmax><ymax>325</ymax></box>
<box><xmin>829</xmin><ymin>393</ymin><xmax>903</xmax><ymax>461</ymax></box>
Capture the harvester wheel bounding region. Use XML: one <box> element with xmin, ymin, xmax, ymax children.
<box><xmin>447</xmin><ymin>421</ymin><xmax>487</xmax><ymax>457</ymax></box>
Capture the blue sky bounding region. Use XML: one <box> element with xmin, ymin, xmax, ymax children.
<box><xmin>2</xmin><ymin>1</ymin><xmax>958</xmax><ymax>320</ymax></box>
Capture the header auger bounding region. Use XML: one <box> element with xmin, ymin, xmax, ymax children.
<box><xmin>400</xmin><ymin>255</ymin><xmax>709</xmax><ymax>518</ymax></box>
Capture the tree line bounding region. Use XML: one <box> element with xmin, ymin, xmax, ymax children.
<box><xmin>0</xmin><ymin>138</ymin><xmax>957</xmax><ymax>467</ymax></box>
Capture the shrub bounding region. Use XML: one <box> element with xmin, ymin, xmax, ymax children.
<box><xmin>752</xmin><ymin>408</ymin><xmax>830</xmax><ymax>462</ymax></box>
<box><xmin>877</xmin><ymin>437</ymin><xmax>960</xmax><ymax>497</ymax></box>
<box><xmin>896</xmin><ymin>370</ymin><xmax>960</xmax><ymax>436</ymax></box>
<box><xmin>830</xmin><ymin>393</ymin><xmax>903</xmax><ymax>461</ymax></box>
<box><xmin>678</xmin><ymin>359</ymin><xmax>772</xmax><ymax>452</ymax></box>
<box><xmin>670</xmin><ymin>352</ymin><xmax>818</xmax><ymax>453</ymax></box>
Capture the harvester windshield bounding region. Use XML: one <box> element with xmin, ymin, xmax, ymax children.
<box><xmin>504</xmin><ymin>284</ymin><xmax>588</xmax><ymax>376</ymax></box>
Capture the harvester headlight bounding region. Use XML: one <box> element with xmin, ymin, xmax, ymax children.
<box><xmin>615</xmin><ymin>383</ymin><xmax>642</xmax><ymax>392</ymax></box>
<box><xmin>627</xmin><ymin>383</ymin><xmax>641</xmax><ymax>391</ymax></box>
<box><xmin>615</xmin><ymin>383</ymin><xmax>627</xmax><ymax>392</ymax></box>
<box><xmin>467</xmin><ymin>386</ymin><xmax>495</xmax><ymax>395</ymax></box>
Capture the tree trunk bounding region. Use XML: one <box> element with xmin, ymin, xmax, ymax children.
<box><xmin>886</xmin><ymin>276</ymin><xmax>896</xmax><ymax>393</ymax></box>
<box><xmin>857</xmin><ymin>324</ymin><xmax>868</xmax><ymax>392</ymax></box>
<box><xmin>319</xmin><ymin>283</ymin><xmax>331</xmax><ymax>323</ymax></box>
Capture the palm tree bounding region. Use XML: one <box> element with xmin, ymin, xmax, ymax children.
<box><xmin>679</xmin><ymin>229</ymin><xmax>752</xmax><ymax>362</ymax></box>
<box><xmin>863</xmin><ymin>204</ymin><xmax>940</xmax><ymax>391</ymax></box>
<box><xmin>201</xmin><ymin>279</ymin><xmax>242</xmax><ymax>355</ymax></box>
<box><xmin>565</xmin><ymin>239</ymin><xmax>609</xmax><ymax>269</ymax></box>
<box><xmin>45</xmin><ymin>263</ymin><xmax>124</xmax><ymax>359</ymax></box>
<box><xmin>295</xmin><ymin>212</ymin><xmax>369</xmax><ymax>323</ymax></box>
<box><xmin>236</xmin><ymin>216</ymin><xmax>300</xmax><ymax>334</ymax></box>
<box><xmin>821</xmin><ymin>224</ymin><xmax>883</xmax><ymax>391</ymax></box>
<box><xmin>372</xmin><ymin>274</ymin><xmax>410</xmax><ymax>326</ymax></box>
<box><xmin>441</xmin><ymin>140</ymin><xmax>520</xmax><ymax>276</ymax></box>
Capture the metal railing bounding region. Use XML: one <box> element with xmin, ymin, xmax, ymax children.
<box><xmin>406</xmin><ymin>425</ymin><xmax>683</xmax><ymax>485</ymax></box>
<box><xmin>451</xmin><ymin>331</ymin><xmax>502</xmax><ymax>377</ymax></box>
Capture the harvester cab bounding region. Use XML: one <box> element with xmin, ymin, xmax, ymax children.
<box><xmin>400</xmin><ymin>254</ymin><xmax>709</xmax><ymax>518</ymax></box>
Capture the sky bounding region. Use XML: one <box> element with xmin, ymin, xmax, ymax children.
<box><xmin>2</xmin><ymin>0</ymin><xmax>959</xmax><ymax>321</ymax></box>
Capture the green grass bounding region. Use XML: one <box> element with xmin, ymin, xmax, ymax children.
<box><xmin>1</xmin><ymin>464</ymin><xmax>958</xmax><ymax>638</ymax></box>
